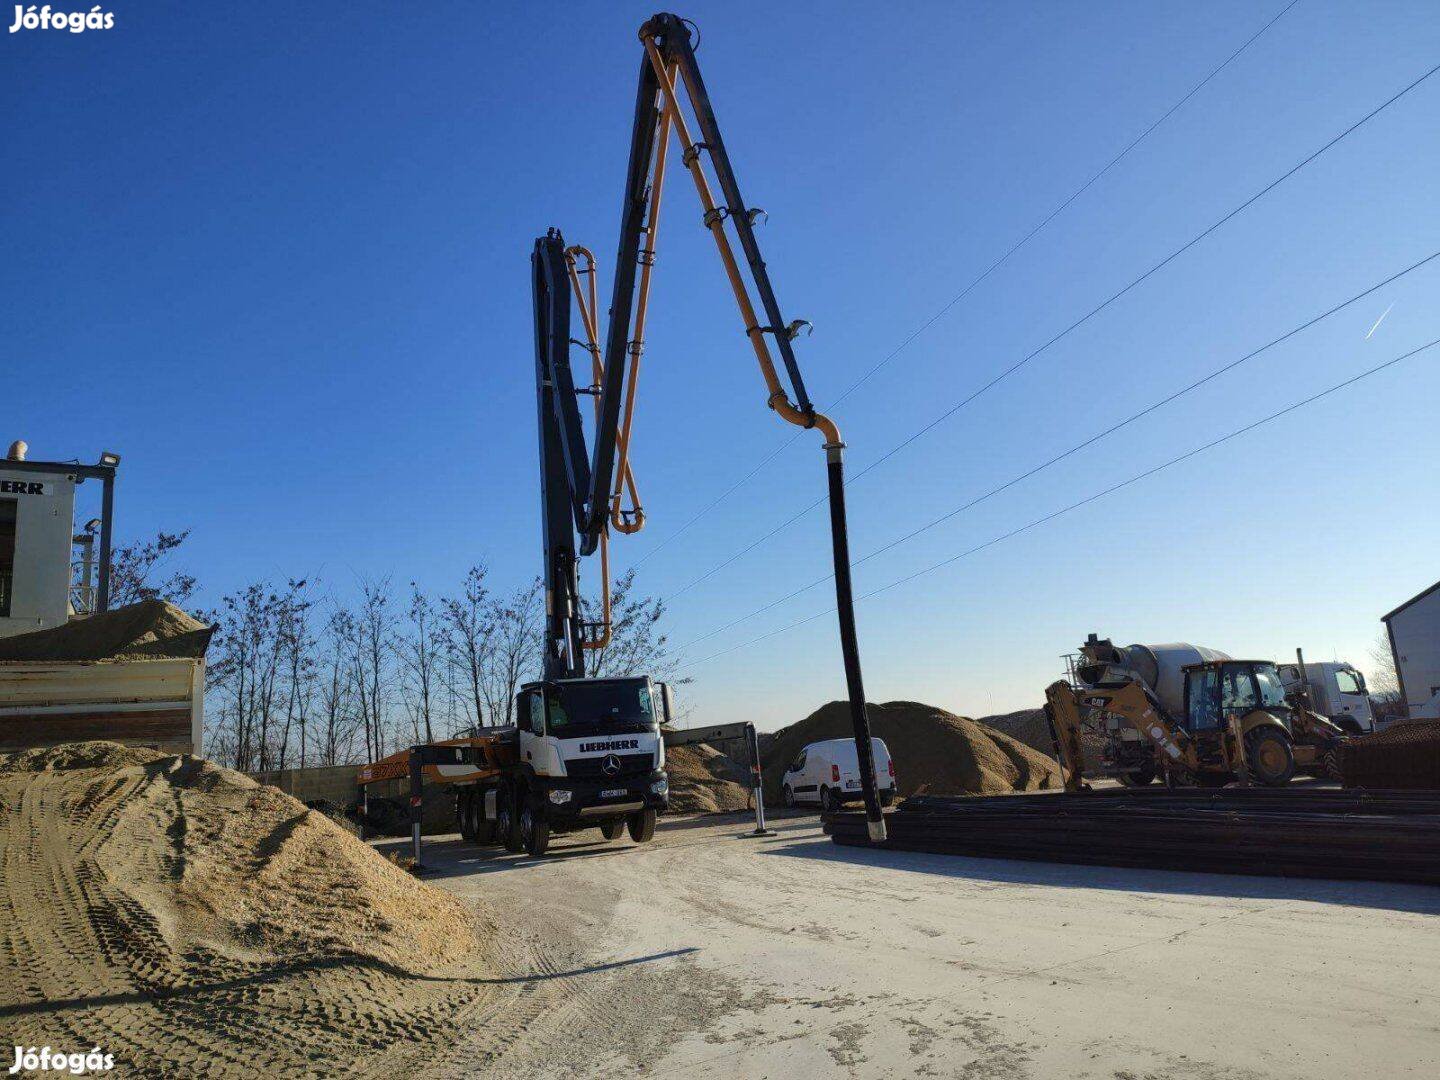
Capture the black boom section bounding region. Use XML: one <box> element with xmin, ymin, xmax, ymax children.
<box><xmin>583</xmin><ymin>49</ymin><xmax>665</xmax><ymax>556</ymax></box>
<box><xmin>532</xmin><ymin>232</ymin><xmax>588</xmax><ymax>678</ymax></box>
<box><xmin>643</xmin><ymin>12</ymin><xmax>817</xmax><ymax>420</ymax></box>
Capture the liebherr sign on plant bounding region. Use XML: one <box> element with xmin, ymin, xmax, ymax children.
<box><xmin>0</xmin><ymin>480</ymin><xmax>46</xmax><ymax>496</ymax></box>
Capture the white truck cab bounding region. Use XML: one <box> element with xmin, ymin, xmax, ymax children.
<box><xmin>781</xmin><ymin>737</ymin><xmax>897</xmax><ymax>812</ymax></box>
<box><xmin>517</xmin><ymin>676</ymin><xmax>668</xmax><ymax>809</ymax></box>
<box><xmin>1277</xmin><ymin>661</ymin><xmax>1375</xmax><ymax>734</ymax></box>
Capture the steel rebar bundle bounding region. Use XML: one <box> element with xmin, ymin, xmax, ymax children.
<box><xmin>824</xmin><ymin>788</ymin><xmax>1440</xmax><ymax>885</ymax></box>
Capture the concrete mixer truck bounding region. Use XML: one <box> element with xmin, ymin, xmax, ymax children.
<box><xmin>1044</xmin><ymin>635</ymin><xmax>1347</xmax><ymax>788</ymax></box>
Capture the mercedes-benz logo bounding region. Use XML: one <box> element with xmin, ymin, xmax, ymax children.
<box><xmin>602</xmin><ymin>754</ymin><xmax>622</xmax><ymax>777</ymax></box>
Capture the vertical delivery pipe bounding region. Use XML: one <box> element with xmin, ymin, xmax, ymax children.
<box><xmin>825</xmin><ymin>444</ymin><xmax>885</xmax><ymax>841</ymax></box>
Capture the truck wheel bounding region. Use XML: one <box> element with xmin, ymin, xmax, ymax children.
<box><xmin>819</xmin><ymin>786</ymin><xmax>836</xmax><ymax>813</ymax></box>
<box><xmin>520</xmin><ymin>802</ymin><xmax>550</xmax><ymax>857</ymax></box>
<box><xmin>782</xmin><ymin>785</ymin><xmax>795</xmax><ymax>808</ymax></box>
<box><xmin>1246</xmin><ymin>728</ymin><xmax>1295</xmax><ymax>786</ymax></box>
<box><xmin>460</xmin><ymin>790</ymin><xmax>478</xmax><ymax>842</ymax></box>
<box><xmin>627</xmin><ymin>808</ymin><xmax>656</xmax><ymax>843</ymax></box>
<box><xmin>496</xmin><ymin>788</ymin><xmax>523</xmax><ymax>853</ymax></box>
<box><xmin>600</xmin><ymin>820</ymin><xmax>625</xmax><ymax>841</ymax></box>
<box><xmin>474</xmin><ymin>790</ymin><xmax>496</xmax><ymax>845</ymax></box>
<box><xmin>470</xmin><ymin>793</ymin><xmax>496</xmax><ymax>844</ymax></box>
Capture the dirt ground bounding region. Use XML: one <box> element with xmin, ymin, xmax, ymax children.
<box><xmin>379</xmin><ymin>811</ymin><xmax>1440</xmax><ymax>1080</ymax></box>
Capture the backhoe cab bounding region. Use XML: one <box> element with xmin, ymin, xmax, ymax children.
<box><xmin>1046</xmin><ymin>639</ymin><xmax>1346</xmax><ymax>790</ymax></box>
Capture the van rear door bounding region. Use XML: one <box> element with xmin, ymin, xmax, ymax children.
<box><xmin>834</xmin><ymin>738</ymin><xmax>891</xmax><ymax>794</ymax></box>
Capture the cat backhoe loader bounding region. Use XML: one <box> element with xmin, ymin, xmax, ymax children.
<box><xmin>1045</xmin><ymin>642</ymin><xmax>1347</xmax><ymax>791</ymax></box>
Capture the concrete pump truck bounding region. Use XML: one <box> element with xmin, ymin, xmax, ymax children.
<box><xmin>359</xmin><ymin>12</ymin><xmax>888</xmax><ymax>857</ymax></box>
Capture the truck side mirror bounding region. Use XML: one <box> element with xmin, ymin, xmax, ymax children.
<box><xmin>656</xmin><ymin>681</ymin><xmax>675</xmax><ymax>726</ymax></box>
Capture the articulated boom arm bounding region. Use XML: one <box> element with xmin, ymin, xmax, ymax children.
<box><xmin>1045</xmin><ymin>680</ymin><xmax>1200</xmax><ymax>790</ymax></box>
<box><xmin>531</xmin><ymin>12</ymin><xmax>887</xmax><ymax>839</ymax></box>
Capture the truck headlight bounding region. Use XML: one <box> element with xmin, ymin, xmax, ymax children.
<box><xmin>649</xmin><ymin>778</ymin><xmax>668</xmax><ymax>795</ymax></box>
<box><xmin>547</xmin><ymin>789</ymin><xmax>573</xmax><ymax>805</ymax></box>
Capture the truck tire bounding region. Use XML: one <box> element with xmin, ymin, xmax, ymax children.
<box><xmin>627</xmin><ymin>808</ymin><xmax>656</xmax><ymax>843</ymax></box>
<box><xmin>496</xmin><ymin>787</ymin><xmax>523</xmax><ymax>853</ymax></box>
<box><xmin>474</xmin><ymin>797</ymin><xmax>496</xmax><ymax>845</ymax></box>
<box><xmin>520</xmin><ymin>801</ymin><xmax>550</xmax><ymax>857</ymax></box>
<box><xmin>600</xmin><ymin>820</ymin><xmax>625</xmax><ymax>841</ymax></box>
<box><xmin>1246</xmin><ymin>728</ymin><xmax>1295</xmax><ymax>787</ymax></box>
<box><xmin>469</xmin><ymin>792</ymin><xmax>496</xmax><ymax>845</ymax></box>
<box><xmin>458</xmin><ymin>790</ymin><xmax>476</xmax><ymax>842</ymax></box>
<box><xmin>782</xmin><ymin>784</ymin><xmax>795</xmax><ymax>808</ymax></box>
<box><xmin>819</xmin><ymin>786</ymin><xmax>837</xmax><ymax>813</ymax></box>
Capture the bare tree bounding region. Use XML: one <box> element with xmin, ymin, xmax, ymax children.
<box><xmin>110</xmin><ymin>529</ymin><xmax>198</xmax><ymax>608</ymax></box>
<box><xmin>482</xmin><ymin>578</ymin><xmax>543</xmax><ymax>726</ymax></box>
<box><xmin>208</xmin><ymin>581</ymin><xmax>305</xmax><ymax>772</ymax></box>
<box><xmin>581</xmin><ymin>569</ymin><xmax>683</xmax><ymax>684</ymax></box>
<box><xmin>397</xmin><ymin>583</ymin><xmax>441</xmax><ymax>744</ymax></box>
<box><xmin>1367</xmin><ymin>630</ymin><xmax>1399</xmax><ymax>697</ymax></box>
<box><xmin>274</xmin><ymin>580</ymin><xmax>315</xmax><ymax>771</ymax></box>
<box><xmin>199</xmin><ymin>563</ymin><xmax>681</xmax><ymax>770</ymax></box>
<box><xmin>349</xmin><ymin>577</ymin><xmax>394</xmax><ymax>761</ymax></box>
<box><xmin>316</xmin><ymin>607</ymin><xmax>363</xmax><ymax>766</ymax></box>
<box><xmin>440</xmin><ymin>565</ymin><xmax>493</xmax><ymax>728</ymax></box>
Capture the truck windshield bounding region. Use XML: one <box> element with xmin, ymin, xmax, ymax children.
<box><xmin>547</xmin><ymin>679</ymin><xmax>656</xmax><ymax>735</ymax></box>
<box><xmin>1336</xmin><ymin>669</ymin><xmax>1365</xmax><ymax>694</ymax></box>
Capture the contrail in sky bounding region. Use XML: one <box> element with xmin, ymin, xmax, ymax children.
<box><xmin>1365</xmin><ymin>301</ymin><xmax>1396</xmax><ymax>339</ymax></box>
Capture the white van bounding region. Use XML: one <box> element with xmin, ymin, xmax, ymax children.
<box><xmin>780</xmin><ymin>737</ymin><xmax>897</xmax><ymax>812</ymax></box>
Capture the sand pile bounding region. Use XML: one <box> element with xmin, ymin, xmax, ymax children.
<box><xmin>665</xmin><ymin>743</ymin><xmax>753</xmax><ymax>814</ymax></box>
<box><xmin>764</xmin><ymin>700</ymin><xmax>1061</xmax><ymax>802</ymax></box>
<box><xmin>0</xmin><ymin>599</ymin><xmax>215</xmax><ymax>661</ymax></box>
<box><xmin>979</xmin><ymin>705</ymin><xmax>1112</xmax><ymax>777</ymax></box>
<box><xmin>976</xmin><ymin>707</ymin><xmax>1053</xmax><ymax>754</ymax></box>
<box><xmin>0</xmin><ymin>742</ymin><xmax>494</xmax><ymax>1076</ymax></box>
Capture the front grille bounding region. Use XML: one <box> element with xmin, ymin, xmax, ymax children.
<box><xmin>564</xmin><ymin>752</ymin><xmax>653</xmax><ymax>779</ymax></box>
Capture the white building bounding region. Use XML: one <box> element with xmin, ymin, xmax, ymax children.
<box><xmin>1383</xmin><ymin>580</ymin><xmax>1440</xmax><ymax>720</ymax></box>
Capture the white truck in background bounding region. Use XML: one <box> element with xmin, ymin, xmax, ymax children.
<box><xmin>1276</xmin><ymin>660</ymin><xmax>1375</xmax><ymax>734</ymax></box>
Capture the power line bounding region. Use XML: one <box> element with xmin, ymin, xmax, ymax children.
<box><xmin>668</xmin><ymin>248</ymin><xmax>1440</xmax><ymax>652</ymax></box>
<box><xmin>627</xmin><ymin>1</ymin><xmax>1301</xmax><ymax>571</ymax></box>
<box><xmin>655</xmin><ymin>58</ymin><xmax>1440</xmax><ymax>606</ymax></box>
<box><xmin>676</xmin><ymin>335</ymin><xmax>1440</xmax><ymax>673</ymax></box>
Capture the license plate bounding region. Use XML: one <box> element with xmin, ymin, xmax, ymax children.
<box><xmin>845</xmin><ymin>780</ymin><xmax>860</xmax><ymax>789</ymax></box>
<box><xmin>600</xmin><ymin>788</ymin><xmax>628</xmax><ymax>799</ymax></box>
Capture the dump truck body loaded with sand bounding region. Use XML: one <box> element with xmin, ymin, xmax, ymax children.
<box><xmin>0</xmin><ymin>600</ymin><xmax>214</xmax><ymax>756</ymax></box>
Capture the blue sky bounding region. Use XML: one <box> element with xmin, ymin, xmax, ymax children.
<box><xmin>6</xmin><ymin>1</ymin><xmax>1438</xmax><ymax>729</ymax></box>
